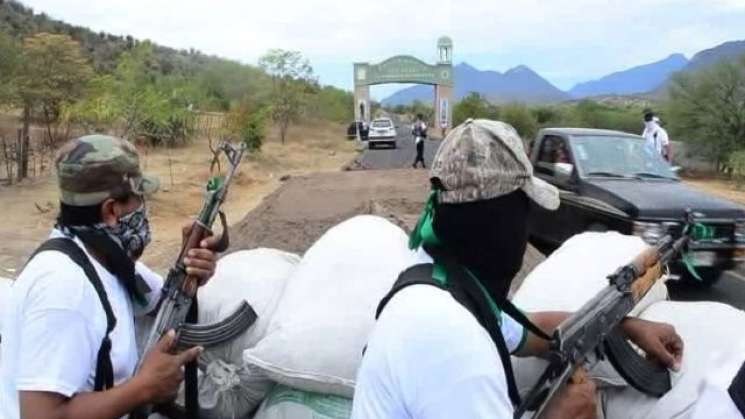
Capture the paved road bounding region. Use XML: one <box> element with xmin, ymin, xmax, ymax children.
<box><xmin>358</xmin><ymin>117</ymin><xmax>443</xmax><ymax>170</ymax></box>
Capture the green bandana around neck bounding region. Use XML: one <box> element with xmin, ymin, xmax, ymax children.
<box><xmin>408</xmin><ymin>189</ymin><xmax>503</xmax><ymax>321</ymax></box>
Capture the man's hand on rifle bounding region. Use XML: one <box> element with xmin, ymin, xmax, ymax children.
<box><xmin>180</xmin><ymin>222</ymin><xmax>221</xmax><ymax>286</ymax></box>
<box><xmin>132</xmin><ymin>330</ymin><xmax>203</xmax><ymax>404</ymax></box>
<box><xmin>621</xmin><ymin>318</ymin><xmax>684</xmax><ymax>371</ymax></box>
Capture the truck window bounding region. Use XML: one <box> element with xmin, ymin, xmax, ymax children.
<box><xmin>536</xmin><ymin>135</ymin><xmax>574</xmax><ymax>182</ymax></box>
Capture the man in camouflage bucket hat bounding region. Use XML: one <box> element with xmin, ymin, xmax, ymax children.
<box><xmin>352</xmin><ymin>119</ymin><xmax>683</xmax><ymax>419</ymax></box>
<box><xmin>1</xmin><ymin>135</ymin><xmax>222</xmax><ymax>419</ymax></box>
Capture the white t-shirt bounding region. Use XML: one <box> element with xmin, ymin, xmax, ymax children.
<box><xmin>413</xmin><ymin>122</ymin><xmax>427</xmax><ymax>143</ymax></box>
<box><xmin>351</xmin><ymin>249</ymin><xmax>526</xmax><ymax>419</ymax></box>
<box><xmin>642</xmin><ymin>122</ymin><xmax>670</xmax><ymax>156</ymax></box>
<box><xmin>0</xmin><ymin>229</ymin><xmax>163</xmax><ymax>419</ymax></box>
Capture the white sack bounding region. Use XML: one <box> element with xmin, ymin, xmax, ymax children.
<box><xmin>603</xmin><ymin>301</ymin><xmax>745</xmax><ymax>419</ymax></box>
<box><xmin>513</xmin><ymin>232</ymin><xmax>668</xmax><ymax>314</ymax></box>
<box><xmin>512</xmin><ymin>232</ymin><xmax>669</xmax><ymax>394</ymax></box>
<box><xmin>136</xmin><ymin>249</ymin><xmax>299</xmax><ymax>419</ymax></box>
<box><xmin>252</xmin><ymin>385</ymin><xmax>352</xmax><ymax>419</ymax></box>
<box><xmin>243</xmin><ymin>215</ymin><xmax>412</xmax><ymax>397</ymax></box>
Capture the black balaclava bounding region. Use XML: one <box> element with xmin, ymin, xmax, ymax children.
<box><xmin>432</xmin><ymin>189</ymin><xmax>530</xmax><ymax>301</ymax></box>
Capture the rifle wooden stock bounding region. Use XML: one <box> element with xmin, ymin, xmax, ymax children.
<box><xmin>631</xmin><ymin>261</ymin><xmax>663</xmax><ymax>302</ymax></box>
<box><xmin>631</xmin><ymin>246</ymin><xmax>660</xmax><ymax>276</ymax></box>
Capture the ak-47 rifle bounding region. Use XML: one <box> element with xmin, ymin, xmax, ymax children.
<box><xmin>514</xmin><ymin>211</ymin><xmax>704</xmax><ymax>419</ymax></box>
<box><xmin>132</xmin><ymin>142</ymin><xmax>257</xmax><ymax>418</ymax></box>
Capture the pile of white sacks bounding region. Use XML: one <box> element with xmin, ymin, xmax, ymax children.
<box><xmin>3</xmin><ymin>216</ymin><xmax>744</xmax><ymax>419</ymax></box>
<box><xmin>141</xmin><ymin>215</ymin><xmax>413</xmax><ymax>419</ymax></box>
<box><xmin>142</xmin><ymin>216</ymin><xmax>745</xmax><ymax>419</ymax></box>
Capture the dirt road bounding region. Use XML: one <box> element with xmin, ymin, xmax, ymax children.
<box><xmin>229</xmin><ymin>168</ymin><xmax>546</xmax><ymax>290</ymax></box>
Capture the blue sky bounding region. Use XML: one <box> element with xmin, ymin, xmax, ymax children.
<box><xmin>20</xmin><ymin>0</ymin><xmax>745</xmax><ymax>100</ymax></box>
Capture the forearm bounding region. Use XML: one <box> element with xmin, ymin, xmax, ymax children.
<box><xmin>20</xmin><ymin>378</ymin><xmax>149</xmax><ymax>419</ymax></box>
<box><xmin>515</xmin><ymin>311</ymin><xmax>570</xmax><ymax>357</ymax></box>
<box><xmin>515</xmin><ymin>312</ymin><xmax>649</xmax><ymax>358</ymax></box>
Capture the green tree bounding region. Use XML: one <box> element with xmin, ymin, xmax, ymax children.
<box><xmin>69</xmin><ymin>42</ymin><xmax>195</xmax><ymax>146</ymax></box>
<box><xmin>259</xmin><ymin>49</ymin><xmax>315</xmax><ymax>144</ymax></box>
<box><xmin>452</xmin><ymin>92</ymin><xmax>499</xmax><ymax>126</ymax></box>
<box><xmin>18</xmin><ymin>33</ymin><xmax>93</xmax><ymax>146</ymax></box>
<box><xmin>0</xmin><ymin>32</ymin><xmax>21</xmax><ymax>106</ymax></box>
<box><xmin>501</xmin><ymin>103</ymin><xmax>538</xmax><ymax>140</ymax></box>
<box><xmin>225</xmin><ymin>100</ymin><xmax>267</xmax><ymax>152</ymax></box>
<box><xmin>667</xmin><ymin>56</ymin><xmax>745</xmax><ymax>171</ymax></box>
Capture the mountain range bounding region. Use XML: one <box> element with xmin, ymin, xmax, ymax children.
<box><xmin>382</xmin><ymin>40</ymin><xmax>745</xmax><ymax>105</ymax></box>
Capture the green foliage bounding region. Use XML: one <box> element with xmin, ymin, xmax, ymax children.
<box><xmin>259</xmin><ymin>49</ymin><xmax>316</xmax><ymax>144</ymax></box>
<box><xmin>666</xmin><ymin>56</ymin><xmax>745</xmax><ymax>170</ymax></box>
<box><xmin>729</xmin><ymin>150</ymin><xmax>745</xmax><ymax>188</ymax></box>
<box><xmin>225</xmin><ymin>101</ymin><xmax>267</xmax><ymax>152</ymax></box>
<box><xmin>306</xmin><ymin>85</ymin><xmax>354</xmax><ymax>123</ymax></box>
<box><xmin>452</xmin><ymin>92</ymin><xmax>499</xmax><ymax>125</ymax></box>
<box><xmin>0</xmin><ymin>31</ymin><xmax>21</xmax><ymax>105</ymax></box>
<box><xmin>501</xmin><ymin>103</ymin><xmax>538</xmax><ymax>140</ymax></box>
<box><xmin>68</xmin><ymin>43</ymin><xmax>195</xmax><ymax>146</ymax></box>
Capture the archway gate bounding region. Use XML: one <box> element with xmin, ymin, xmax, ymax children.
<box><xmin>353</xmin><ymin>37</ymin><xmax>454</xmax><ymax>133</ymax></box>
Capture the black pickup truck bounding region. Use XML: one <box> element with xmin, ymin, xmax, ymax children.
<box><xmin>528</xmin><ymin>128</ymin><xmax>745</xmax><ymax>285</ymax></box>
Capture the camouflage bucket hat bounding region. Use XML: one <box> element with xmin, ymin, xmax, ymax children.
<box><xmin>430</xmin><ymin>119</ymin><xmax>559</xmax><ymax>210</ymax></box>
<box><xmin>55</xmin><ymin>135</ymin><xmax>159</xmax><ymax>206</ymax></box>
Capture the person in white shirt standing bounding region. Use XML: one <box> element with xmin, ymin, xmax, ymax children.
<box><xmin>0</xmin><ymin>135</ymin><xmax>221</xmax><ymax>419</ymax></box>
<box><xmin>411</xmin><ymin>113</ymin><xmax>428</xmax><ymax>169</ymax></box>
<box><xmin>642</xmin><ymin>110</ymin><xmax>672</xmax><ymax>162</ymax></box>
<box><xmin>352</xmin><ymin>119</ymin><xmax>684</xmax><ymax>419</ymax></box>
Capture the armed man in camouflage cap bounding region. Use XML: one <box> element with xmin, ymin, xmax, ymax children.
<box><xmin>1</xmin><ymin>135</ymin><xmax>221</xmax><ymax>419</ymax></box>
<box><xmin>352</xmin><ymin>119</ymin><xmax>683</xmax><ymax>419</ymax></box>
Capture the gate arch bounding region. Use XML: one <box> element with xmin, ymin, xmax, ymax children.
<box><xmin>353</xmin><ymin>36</ymin><xmax>454</xmax><ymax>134</ymax></box>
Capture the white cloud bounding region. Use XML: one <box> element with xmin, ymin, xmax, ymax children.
<box><xmin>19</xmin><ymin>0</ymin><xmax>745</xmax><ymax>94</ymax></box>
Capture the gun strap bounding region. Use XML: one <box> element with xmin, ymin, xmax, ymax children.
<box><xmin>729</xmin><ymin>358</ymin><xmax>745</xmax><ymax>416</ymax></box>
<box><xmin>184</xmin><ymin>296</ymin><xmax>200</xmax><ymax>419</ymax></box>
<box><xmin>28</xmin><ymin>238</ymin><xmax>116</xmax><ymax>391</ymax></box>
<box><xmin>376</xmin><ymin>263</ymin><xmax>523</xmax><ymax>406</ymax></box>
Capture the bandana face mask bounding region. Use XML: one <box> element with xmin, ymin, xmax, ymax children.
<box><xmin>99</xmin><ymin>203</ymin><xmax>151</xmax><ymax>260</ymax></box>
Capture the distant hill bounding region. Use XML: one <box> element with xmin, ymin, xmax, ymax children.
<box><xmin>382</xmin><ymin>62</ymin><xmax>569</xmax><ymax>106</ymax></box>
<box><xmin>685</xmin><ymin>40</ymin><xmax>745</xmax><ymax>71</ymax></box>
<box><xmin>569</xmin><ymin>54</ymin><xmax>688</xmax><ymax>98</ymax></box>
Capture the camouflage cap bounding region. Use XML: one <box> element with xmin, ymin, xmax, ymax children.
<box><xmin>55</xmin><ymin>134</ymin><xmax>159</xmax><ymax>206</ymax></box>
<box><xmin>430</xmin><ymin>119</ymin><xmax>559</xmax><ymax>210</ymax></box>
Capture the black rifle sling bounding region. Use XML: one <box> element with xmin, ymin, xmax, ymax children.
<box><xmin>376</xmin><ymin>263</ymin><xmax>523</xmax><ymax>406</ymax></box>
<box><xmin>729</xmin><ymin>358</ymin><xmax>745</xmax><ymax>416</ymax></box>
<box><xmin>184</xmin><ymin>294</ymin><xmax>200</xmax><ymax>419</ymax></box>
<box><xmin>29</xmin><ymin>238</ymin><xmax>116</xmax><ymax>391</ymax></box>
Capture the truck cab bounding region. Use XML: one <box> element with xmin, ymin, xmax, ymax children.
<box><xmin>527</xmin><ymin>128</ymin><xmax>745</xmax><ymax>285</ymax></box>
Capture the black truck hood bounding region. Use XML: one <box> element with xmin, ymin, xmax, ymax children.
<box><xmin>581</xmin><ymin>179</ymin><xmax>745</xmax><ymax>219</ymax></box>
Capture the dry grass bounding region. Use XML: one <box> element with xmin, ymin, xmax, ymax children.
<box><xmin>0</xmin><ymin>120</ymin><xmax>358</xmax><ymax>274</ymax></box>
<box><xmin>683</xmin><ymin>177</ymin><xmax>745</xmax><ymax>207</ymax></box>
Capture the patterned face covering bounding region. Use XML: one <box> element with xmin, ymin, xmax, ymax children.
<box><xmin>99</xmin><ymin>203</ymin><xmax>152</xmax><ymax>260</ymax></box>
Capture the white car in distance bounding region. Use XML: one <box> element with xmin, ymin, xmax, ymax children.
<box><xmin>368</xmin><ymin>118</ymin><xmax>397</xmax><ymax>149</ymax></box>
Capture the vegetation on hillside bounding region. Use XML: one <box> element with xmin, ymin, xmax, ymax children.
<box><xmin>0</xmin><ymin>1</ymin><xmax>354</xmax><ymax>183</ymax></box>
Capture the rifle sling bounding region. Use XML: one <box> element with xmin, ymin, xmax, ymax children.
<box><xmin>184</xmin><ymin>296</ymin><xmax>200</xmax><ymax>419</ymax></box>
<box><xmin>376</xmin><ymin>263</ymin><xmax>534</xmax><ymax>407</ymax></box>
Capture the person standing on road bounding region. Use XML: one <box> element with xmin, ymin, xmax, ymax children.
<box><xmin>411</xmin><ymin>113</ymin><xmax>427</xmax><ymax>169</ymax></box>
<box><xmin>642</xmin><ymin>110</ymin><xmax>672</xmax><ymax>162</ymax></box>
<box><xmin>0</xmin><ymin>135</ymin><xmax>221</xmax><ymax>419</ymax></box>
<box><xmin>352</xmin><ymin>119</ymin><xmax>684</xmax><ymax>419</ymax></box>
